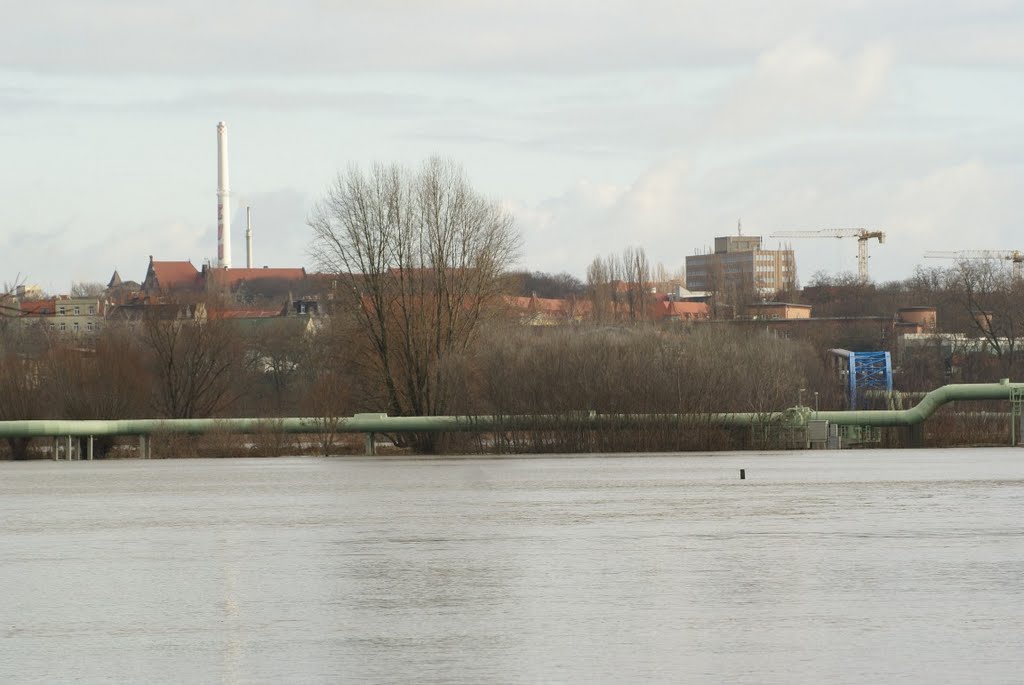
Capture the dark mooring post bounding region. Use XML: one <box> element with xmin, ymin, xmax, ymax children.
<box><xmin>740</xmin><ymin>469</ymin><xmax>746</xmax><ymax>480</ymax></box>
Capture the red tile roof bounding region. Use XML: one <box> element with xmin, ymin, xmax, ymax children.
<box><xmin>651</xmin><ymin>301</ymin><xmax>709</xmax><ymax>320</ymax></box>
<box><xmin>206</xmin><ymin>267</ymin><xmax>307</xmax><ymax>289</ymax></box>
<box><xmin>147</xmin><ymin>260</ymin><xmax>202</xmax><ymax>291</ymax></box>
<box><xmin>209</xmin><ymin>308</ymin><xmax>283</xmax><ymax>320</ymax></box>
<box><xmin>19</xmin><ymin>299</ymin><xmax>56</xmax><ymax>316</ymax></box>
<box><xmin>504</xmin><ymin>295</ymin><xmax>592</xmax><ymax>320</ymax></box>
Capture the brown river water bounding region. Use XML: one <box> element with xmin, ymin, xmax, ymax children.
<box><xmin>2</xmin><ymin>449</ymin><xmax>1023</xmax><ymax>684</ymax></box>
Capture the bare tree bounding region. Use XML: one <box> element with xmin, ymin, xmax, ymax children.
<box><xmin>586</xmin><ymin>255</ymin><xmax>616</xmax><ymax>324</ymax></box>
<box><xmin>37</xmin><ymin>328</ymin><xmax>149</xmax><ymax>457</ymax></box>
<box><xmin>946</xmin><ymin>259</ymin><xmax>1024</xmax><ymax>378</ymax></box>
<box><xmin>507</xmin><ymin>270</ymin><xmax>585</xmax><ymax>299</ymax></box>
<box><xmin>0</xmin><ymin>353</ymin><xmax>46</xmax><ymax>459</ymax></box>
<box><xmin>308</xmin><ymin>158</ymin><xmax>520</xmax><ymax>447</ymax></box>
<box><xmin>70</xmin><ymin>281</ymin><xmax>106</xmax><ymax>297</ymax></box>
<box><xmin>140</xmin><ymin>311</ymin><xmax>248</xmax><ymax>419</ymax></box>
<box><xmin>298</xmin><ymin>316</ymin><xmax>358</xmax><ymax>455</ymax></box>
<box><xmin>240</xmin><ymin>319</ymin><xmax>313</xmax><ymax>414</ymax></box>
<box><xmin>620</xmin><ymin>246</ymin><xmax>654</xmax><ymax>322</ymax></box>
<box><xmin>43</xmin><ymin>327</ymin><xmax>149</xmax><ymax>419</ymax></box>
<box><xmin>587</xmin><ymin>248</ymin><xmax>655</xmax><ymax>323</ymax></box>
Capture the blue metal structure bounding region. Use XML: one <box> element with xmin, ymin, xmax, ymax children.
<box><xmin>848</xmin><ymin>351</ymin><xmax>892</xmax><ymax>409</ymax></box>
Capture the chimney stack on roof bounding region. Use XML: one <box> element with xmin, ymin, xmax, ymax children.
<box><xmin>246</xmin><ymin>205</ymin><xmax>253</xmax><ymax>269</ymax></box>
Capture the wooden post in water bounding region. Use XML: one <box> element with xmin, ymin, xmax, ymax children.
<box><xmin>740</xmin><ymin>469</ymin><xmax>746</xmax><ymax>480</ymax></box>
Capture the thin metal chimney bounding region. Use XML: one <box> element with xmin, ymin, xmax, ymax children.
<box><xmin>216</xmin><ymin>121</ymin><xmax>232</xmax><ymax>269</ymax></box>
<box><xmin>246</xmin><ymin>206</ymin><xmax>253</xmax><ymax>269</ymax></box>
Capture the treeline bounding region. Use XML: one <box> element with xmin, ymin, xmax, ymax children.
<box><xmin>0</xmin><ymin>315</ymin><xmax>318</xmax><ymax>459</ymax></box>
<box><xmin>0</xmin><ymin>314</ymin><xmax>837</xmax><ymax>458</ymax></box>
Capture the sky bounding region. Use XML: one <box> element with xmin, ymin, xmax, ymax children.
<box><xmin>2</xmin><ymin>0</ymin><xmax>1023</xmax><ymax>294</ymax></box>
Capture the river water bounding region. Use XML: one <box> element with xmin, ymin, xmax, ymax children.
<box><xmin>1</xmin><ymin>450</ymin><xmax>1023</xmax><ymax>684</ymax></box>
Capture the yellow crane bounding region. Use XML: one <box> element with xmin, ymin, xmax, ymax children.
<box><xmin>923</xmin><ymin>250</ymin><xmax>1024</xmax><ymax>279</ymax></box>
<box><xmin>769</xmin><ymin>228</ymin><xmax>885</xmax><ymax>283</ymax></box>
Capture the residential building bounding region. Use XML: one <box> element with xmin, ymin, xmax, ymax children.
<box><xmin>52</xmin><ymin>297</ymin><xmax>106</xmax><ymax>336</ymax></box>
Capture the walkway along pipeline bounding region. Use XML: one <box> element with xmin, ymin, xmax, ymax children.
<box><xmin>0</xmin><ymin>381</ymin><xmax>1021</xmax><ymax>455</ymax></box>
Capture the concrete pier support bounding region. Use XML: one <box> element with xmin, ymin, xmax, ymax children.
<box><xmin>906</xmin><ymin>423</ymin><xmax>925</xmax><ymax>448</ymax></box>
<box><xmin>365</xmin><ymin>432</ymin><xmax>376</xmax><ymax>456</ymax></box>
<box><xmin>87</xmin><ymin>436</ymin><xmax>94</xmax><ymax>461</ymax></box>
<box><xmin>138</xmin><ymin>435</ymin><xmax>151</xmax><ymax>459</ymax></box>
<box><xmin>65</xmin><ymin>435</ymin><xmax>73</xmax><ymax>461</ymax></box>
<box><xmin>53</xmin><ymin>437</ymin><xmax>59</xmax><ymax>460</ymax></box>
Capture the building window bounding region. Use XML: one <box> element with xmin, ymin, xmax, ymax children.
<box><xmin>88</xmin><ymin>305</ymin><xmax>96</xmax><ymax>315</ymax></box>
<box><xmin>74</xmin><ymin>306</ymin><xmax>81</xmax><ymax>315</ymax></box>
<box><xmin>60</xmin><ymin>322</ymin><xmax>66</xmax><ymax>332</ymax></box>
<box><xmin>58</xmin><ymin>306</ymin><xmax>66</xmax><ymax>316</ymax></box>
<box><xmin>87</xmin><ymin>322</ymin><xmax>94</xmax><ymax>331</ymax></box>
<box><xmin>73</xmin><ymin>322</ymin><xmax>80</xmax><ymax>332</ymax></box>
<box><xmin>49</xmin><ymin>323</ymin><xmax>55</xmax><ymax>330</ymax></box>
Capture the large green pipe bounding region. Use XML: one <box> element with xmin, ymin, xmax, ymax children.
<box><xmin>0</xmin><ymin>381</ymin><xmax>1018</xmax><ymax>439</ymax></box>
<box><xmin>0</xmin><ymin>411</ymin><xmax>775</xmax><ymax>439</ymax></box>
<box><xmin>814</xmin><ymin>380</ymin><xmax>1023</xmax><ymax>426</ymax></box>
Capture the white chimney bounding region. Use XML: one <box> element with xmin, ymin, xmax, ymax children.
<box><xmin>216</xmin><ymin>121</ymin><xmax>232</xmax><ymax>269</ymax></box>
<box><xmin>246</xmin><ymin>206</ymin><xmax>253</xmax><ymax>269</ymax></box>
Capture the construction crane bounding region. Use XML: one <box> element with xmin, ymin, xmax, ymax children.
<box><xmin>923</xmin><ymin>250</ymin><xmax>1023</xmax><ymax>279</ymax></box>
<box><xmin>769</xmin><ymin>228</ymin><xmax>885</xmax><ymax>283</ymax></box>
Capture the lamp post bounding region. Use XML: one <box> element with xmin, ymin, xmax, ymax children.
<box><xmin>798</xmin><ymin>388</ymin><xmax>805</xmax><ymax>407</ymax></box>
<box><xmin>814</xmin><ymin>391</ymin><xmax>819</xmax><ymax>416</ymax></box>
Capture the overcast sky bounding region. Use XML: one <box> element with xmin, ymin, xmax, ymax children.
<box><xmin>3</xmin><ymin>1</ymin><xmax>1023</xmax><ymax>293</ymax></box>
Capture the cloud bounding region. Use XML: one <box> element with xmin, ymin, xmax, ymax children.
<box><xmin>708</xmin><ymin>39</ymin><xmax>894</xmax><ymax>137</ymax></box>
<box><xmin>884</xmin><ymin>160</ymin><xmax>1018</xmax><ymax>250</ymax></box>
<box><xmin>228</xmin><ymin>188</ymin><xmax>311</xmax><ymax>269</ymax></box>
<box><xmin>6</xmin><ymin>1</ymin><xmax>1021</xmax><ymax>79</ymax></box>
<box><xmin>0</xmin><ymin>1</ymin><xmax>815</xmax><ymax>75</ymax></box>
<box><xmin>513</xmin><ymin>142</ymin><xmax>1024</xmax><ymax>284</ymax></box>
<box><xmin>512</xmin><ymin>158</ymin><xmax>700</xmax><ymax>274</ymax></box>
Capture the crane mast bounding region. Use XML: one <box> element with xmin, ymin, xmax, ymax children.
<box><xmin>769</xmin><ymin>228</ymin><xmax>885</xmax><ymax>283</ymax></box>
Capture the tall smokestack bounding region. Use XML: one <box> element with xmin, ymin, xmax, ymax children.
<box><xmin>216</xmin><ymin>121</ymin><xmax>232</xmax><ymax>269</ymax></box>
<box><xmin>246</xmin><ymin>206</ymin><xmax>253</xmax><ymax>269</ymax></box>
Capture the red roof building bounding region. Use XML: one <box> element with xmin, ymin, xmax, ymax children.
<box><xmin>204</xmin><ymin>267</ymin><xmax>307</xmax><ymax>291</ymax></box>
<box><xmin>504</xmin><ymin>295</ymin><xmax>592</xmax><ymax>325</ymax></box>
<box><xmin>649</xmin><ymin>300</ymin><xmax>710</xmax><ymax>322</ymax></box>
<box><xmin>141</xmin><ymin>257</ymin><xmax>203</xmax><ymax>293</ymax></box>
<box><xmin>18</xmin><ymin>299</ymin><xmax>56</xmax><ymax>317</ymax></box>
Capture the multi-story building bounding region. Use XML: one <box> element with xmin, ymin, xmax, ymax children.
<box><xmin>51</xmin><ymin>297</ymin><xmax>106</xmax><ymax>336</ymax></box>
<box><xmin>686</xmin><ymin>235</ymin><xmax>796</xmax><ymax>295</ymax></box>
